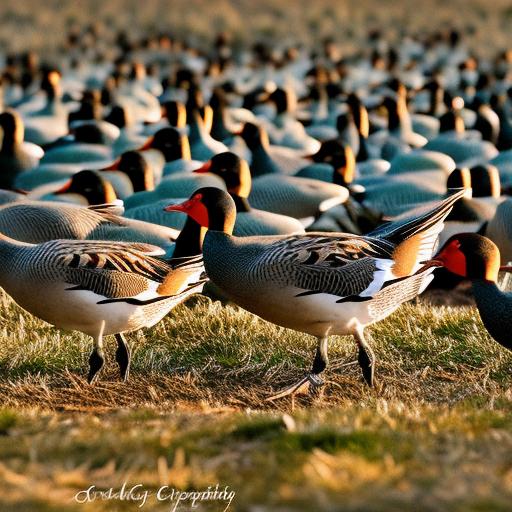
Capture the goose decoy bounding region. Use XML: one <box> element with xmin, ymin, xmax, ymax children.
<box><xmin>0</xmin><ymin>201</ymin><xmax>180</xmax><ymax>256</ymax></box>
<box><xmin>0</xmin><ymin>234</ymin><xmax>206</xmax><ymax>383</ymax></box>
<box><xmin>0</xmin><ymin>110</ymin><xmax>44</xmax><ymax>188</ymax></box>
<box><xmin>30</xmin><ymin>169</ymin><xmax>118</xmax><ymax>205</ymax></box>
<box><xmin>430</xmin><ymin>233</ymin><xmax>512</xmax><ymax>351</ymax></box>
<box><xmin>239</xmin><ymin>122</ymin><xmax>310</xmax><ymax>177</ymax></box>
<box><xmin>99</xmin><ymin>150</ymin><xmax>155</xmax><ymax>198</ymax></box>
<box><xmin>188</xmin><ymin>109</ymin><xmax>228</xmax><ymax>161</ymax></box>
<box><xmin>40</xmin><ymin>122</ymin><xmax>115</xmax><ymax>165</ymax></box>
<box><xmin>165</xmin><ymin>187</ymin><xmax>465</xmax><ymax>399</ymax></box>
<box><xmin>263</xmin><ymin>87</ymin><xmax>321</xmax><ymax>154</ymax></box>
<box><xmin>194</xmin><ymin>152</ymin><xmax>305</xmax><ymax>236</ymax></box>
<box><xmin>136</xmin><ymin>126</ymin><xmax>201</xmax><ymax>184</ymax></box>
<box><xmin>249</xmin><ymin>172</ymin><xmax>349</xmax><ymax>223</ymax></box>
<box><xmin>22</xmin><ymin>69</ymin><xmax>68</xmax><ymax>146</ymax></box>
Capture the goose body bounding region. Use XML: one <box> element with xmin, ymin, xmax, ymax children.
<box><xmin>166</xmin><ymin>188</ymin><xmax>464</xmax><ymax>397</ymax></box>
<box><xmin>0</xmin><ymin>110</ymin><xmax>44</xmax><ymax>188</ymax></box>
<box><xmin>250</xmin><ymin>175</ymin><xmax>349</xmax><ymax>219</ymax></box>
<box><xmin>0</xmin><ymin>201</ymin><xmax>179</xmax><ymax>255</ymax></box>
<box><xmin>433</xmin><ymin>233</ymin><xmax>512</xmax><ymax>351</ymax></box>
<box><xmin>0</xmin><ymin>235</ymin><xmax>205</xmax><ymax>382</ymax></box>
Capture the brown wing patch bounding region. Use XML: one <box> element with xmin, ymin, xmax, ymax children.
<box><xmin>391</xmin><ymin>234</ymin><xmax>421</xmax><ymax>277</ymax></box>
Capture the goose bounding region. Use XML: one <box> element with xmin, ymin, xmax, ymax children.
<box><xmin>99</xmin><ymin>151</ymin><xmax>155</xmax><ymax>198</ymax></box>
<box><xmin>22</xmin><ymin>69</ymin><xmax>68</xmax><ymax>146</ymax></box>
<box><xmin>194</xmin><ymin>152</ymin><xmax>305</xmax><ymax>236</ymax></box>
<box><xmin>429</xmin><ymin>233</ymin><xmax>512</xmax><ymax>351</ymax></box>
<box><xmin>0</xmin><ymin>215</ymin><xmax>206</xmax><ymax>382</ymax></box>
<box><xmin>368</xmin><ymin>96</ymin><xmax>428</xmax><ymax>158</ymax></box>
<box><xmin>208</xmin><ymin>89</ymin><xmax>251</xmax><ymax>161</ymax></box>
<box><xmin>262</xmin><ymin>87</ymin><xmax>321</xmax><ymax>154</ymax></box>
<box><xmin>239</xmin><ymin>122</ymin><xmax>310</xmax><ymax>177</ymax></box>
<box><xmin>0</xmin><ymin>110</ymin><xmax>44</xmax><ymax>188</ymax></box>
<box><xmin>40</xmin><ymin>123</ymin><xmax>115</xmax><ymax>166</ymax></box>
<box><xmin>294</xmin><ymin>140</ymin><xmax>356</xmax><ymax>187</ymax></box>
<box><xmin>136</xmin><ymin>127</ymin><xmax>203</xmax><ymax>185</ymax></box>
<box><xmin>249</xmin><ymin>173</ymin><xmax>349</xmax><ymax>222</ymax></box>
<box><xmin>165</xmin><ymin>187</ymin><xmax>465</xmax><ymax>398</ymax></box>
<box><xmin>0</xmin><ymin>201</ymin><xmax>180</xmax><ymax>256</ymax></box>
<box><xmin>29</xmin><ymin>169</ymin><xmax>118</xmax><ymax>205</ymax></box>
<box><xmin>15</xmin><ymin>150</ymin><xmax>153</xmax><ymax>196</ymax></box>
<box><xmin>188</xmin><ymin>109</ymin><xmax>229</xmax><ymax>161</ymax></box>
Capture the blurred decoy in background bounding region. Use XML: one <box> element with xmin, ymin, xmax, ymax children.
<box><xmin>0</xmin><ymin>110</ymin><xmax>44</xmax><ymax>188</ymax></box>
<box><xmin>194</xmin><ymin>152</ymin><xmax>306</xmax><ymax>236</ymax></box>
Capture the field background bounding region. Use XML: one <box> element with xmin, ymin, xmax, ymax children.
<box><xmin>1</xmin><ymin>1</ymin><xmax>512</xmax><ymax>511</ymax></box>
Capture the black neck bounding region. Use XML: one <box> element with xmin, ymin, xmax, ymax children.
<box><xmin>230</xmin><ymin>193</ymin><xmax>251</xmax><ymax>212</ymax></box>
<box><xmin>357</xmin><ymin>134</ymin><xmax>369</xmax><ymax>162</ymax></box>
<box><xmin>171</xmin><ymin>217</ymin><xmax>203</xmax><ymax>259</ymax></box>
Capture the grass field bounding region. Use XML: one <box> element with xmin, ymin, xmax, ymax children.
<box><xmin>0</xmin><ymin>289</ymin><xmax>511</xmax><ymax>511</ymax></box>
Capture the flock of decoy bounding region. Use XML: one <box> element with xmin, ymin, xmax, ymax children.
<box><xmin>0</xmin><ymin>25</ymin><xmax>512</xmax><ymax>399</ymax></box>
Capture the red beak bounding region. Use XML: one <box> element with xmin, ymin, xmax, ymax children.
<box><xmin>415</xmin><ymin>258</ymin><xmax>444</xmax><ymax>274</ymax></box>
<box><xmin>102</xmin><ymin>158</ymin><xmax>121</xmax><ymax>171</ymax></box>
<box><xmin>54</xmin><ymin>179</ymin><xmax>72</xmax><ymax>194</ymax></box>
<box><xmin>193</xmin><ymin>161</ymin><xmax>212</xmax><ymax>174</ymax></box>
<box><xmin>138</xmin><ymin>135</ymin><xmax>155</xmax><ymax>151</ymax></box>
<box><xmin>164</xmin><ymin>199</ymin><xmax>192</xmax><ymax>213</ymax></box>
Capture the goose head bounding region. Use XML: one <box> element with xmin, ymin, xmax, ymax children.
<box><xmin>469</xmin><ymin>165</ymin><xmax>501</xmax><ymax>199</ymax></box>
<box><xmin>104</xmin><ymin>105</ymin><xmax>133</xmax><ymax>129</ymax></box>
<box><xmin>311</xmin><ymin>140</ymin><xmax>355</xmax><ymax>187</ymax></box>
<box><xmin>139</xmin><ymin>127</ymin><xmax>191</xmax><ymax>162</ymax></box>
<box><xmin>194</xmin><ymin>152</ymin><xmax>252</xmax><ymax>211</ymax></box>
<box><xmin>103</xmin><ymin>151</ymin><xmax>154</xmax><ymax>192</ymax></box>
<box><xmin>161</xmin><ymin>100</ymin><xmax>187</xmax><ymax>129</ymax></box>
<box><xmin>346</xmin><ymin>93</ymin><xmax>369</xmax><ymax>137</ymax></box>
<box><xmin>238</xmin><ymin>122</ymin><xmax>269</xmax><ymax>150</ymax></box>
<box><xmin>446</xmin><ymin>167</ymin><xmax>472</xmax><ymax>197</ymax></box>
<box><xmin>54</xmin><ymin>169</ymin><xmax>117</xmax><ymax>205</ymax></box>
<box><xmin>164</xmin><ymin>187</ymin><xmax>236</xmax><ymax>234</ymax></box>
<box><xmin>0</xmin><ymin>110</ymin><xmax>24</xmax><ymax>151</ymax></box>
<box><xmin>267</xmin><ymin>87</ymin><xmax>293</xmax><ymax>115</ymax></box>
<box><xmin>40</xmin><ymin>69</ymin><xmax>62</xmax><ymax>100</ymax></box>
<box><xmin>432</xmin><ymin>233</ymin><xmax>503</xmax><ymax>282</ymax></box>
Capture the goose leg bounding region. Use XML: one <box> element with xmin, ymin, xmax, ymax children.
<box><xmin>88</xmin><ymin>323</ymin><xmax>105</xmax><ymax>384</ymax></box>
<box><xmin>266</xmin><ymin>337</ymin><xmax>328</xmax><ymax>401</ymax></box>
<box><xmin>115</xmin><ymin>333</ymin><xmax>131</xmax><ymax>382</ymax></box>
<box><xmin>354</xmin><ymin>327</ymin><xmax>375</xmax><ymax>386</ymax></box>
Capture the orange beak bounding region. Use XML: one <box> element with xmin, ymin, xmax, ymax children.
<box><xmin>54</xmin><ymin>179</ymin><xmax>72</xmax><ymax>194</ymax></box>
<box><xmin>138</xmin><ymin>135</ymin><xmax>155</xmax><ymax>151</ymax></box>
<box><xmin>415</xmin><ymin>258</ymin><xmax>444</xmax><ymax>274</ymax></box>
<box><xmin>193</xmin><ymin>161</ymin><xmax>212</xmax><ymax>174</ymax></box>
<box><xmin>164</xmin><ymin>199</ymin><xmax>193</xmax><ymax>213</ymax></box>
<box><xmin>102</xmin><ymin>158</ymin><xmax>121</xmax><ymax>171</ymax></box>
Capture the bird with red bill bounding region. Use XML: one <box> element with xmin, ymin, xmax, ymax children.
<box><xmin>426</xmin><ymin>233</ymin><xmax>512</xmax><ymax>351</ymax></box>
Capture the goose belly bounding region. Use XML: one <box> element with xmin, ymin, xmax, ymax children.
<box><xmin>3</xmin><ymin>281</ymin><xmax>171</xmax><ymax>337</ymax></box>
<box><xmin>221</xmin><ymin>286</ymin><xmax>374</xmax><ymax>338</ymax></box>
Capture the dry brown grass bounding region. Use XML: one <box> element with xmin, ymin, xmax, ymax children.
<box><xmin>0</xmin><ymin>290</ymin><xmax>511</xmax><ymax>511</ymax></box>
